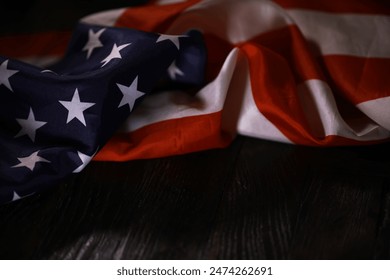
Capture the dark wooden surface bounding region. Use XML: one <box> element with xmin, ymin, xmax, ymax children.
<box><xmin>0</xmin><ymin>136</ymin><xmax>389</xmax><ymax>259</ymax></box>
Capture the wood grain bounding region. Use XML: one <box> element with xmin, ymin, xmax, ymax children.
<box><xmin>1</xmin><ymin>137</ymin><xmax>389</xmax><ymax>259</ymax></box>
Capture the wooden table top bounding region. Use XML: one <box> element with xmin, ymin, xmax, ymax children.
<box><xmin>1</xmin><ymin>136</ymin><xmax>389</xmax><ymax>259</ymax></box>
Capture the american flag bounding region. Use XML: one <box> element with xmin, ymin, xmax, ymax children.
<box><xmin>1</xmin><ymin>0</ymin><xmax>389</xmax><ymax>203</ymax></box>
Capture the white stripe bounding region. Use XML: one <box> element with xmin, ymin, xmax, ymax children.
<box><xmin>297</xmin><ymin>79</ymin><xmax>390</xmax><ymax>140</ymax></box>
<box><xmin>288</xmin><ymin>9</ymin><xmax>390</xmax><ymax>57</ymax></box>
<box><xmin>81</xmin><ymin>8</ymin><xmax>126</xmax><ymax>27</ymax></box>
<box><xmin>228</xmin><ymin>50</ymin><xmax>291</xmax><ymax>143</ymax></box>
<box><xmin>356</xmin><ymin>96</ymin><xmax>390</xmax><ymax>131</ymax></box>
<box><xmin>166</xmin><ymin>0</ymin><xmax>292</xmax><ymax>44</ymax></box>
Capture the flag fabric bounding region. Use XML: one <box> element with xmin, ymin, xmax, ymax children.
<box><xmin>0</xmin><ymin>21</ymin><xmax>206</xmax><ymax>203</ymax></box>
<box><xmin>85</xmin><ymin>0</ymin><xmax>390</xmax><ymax>161</ymax></box>
<box><xmin>1</xmin><ymin>0</ymin><xmax>390</xmax><ymax>203</ymax></box>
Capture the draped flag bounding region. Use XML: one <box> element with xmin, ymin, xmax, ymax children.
<box><xmin>1</xmin><ymin>0</ymin><xmax>390</xmax><ymax>203</ymax></box>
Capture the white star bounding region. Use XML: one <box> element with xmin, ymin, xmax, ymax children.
<box><xmin>101</xmin><ymin>43</ymin><xmax>131</xmax><ymax>67</ymax></box>
<box><xmin>156</xmin><ymin>34</ymin><xmax>187</xmax><ymax>50</ymax></box>
<box><xmin>12</xmin><ymin>151</ymin><xmax>50</xmax><ymax>171</ymax></box>
<box><xmin>116</xmin><ymin>76</ymin><xmax>146</xmax><ymax>111</ymax></box>
<box><xmin>12</xmin><ymin>192</ymin><xmax>21</xmax><ymax>201</ymax></box>
<box><xmin>167</xmin><ymin>61</ymin><xmax>184</xmax><ymax>79</ymax></box>
<box><xmin>82</xmin><ymin>28</ymin><xmax>106</xmax><ymax>59</ymax></box>
<box><xmin>0</xmin><ymin>59</ymin><xmax>18</xmax><ymax>92</ymax></box>
<box><xmin>15</xmin><ymin>107</ymin><xmax>47</xmax><ymax>142</ymax></box>
<box><xmin>59</xmin><ymin>88</ymin><xmax>95</xmax><ymax>126</ymax></box>
<box><xmin>73</xmin><ymin>150</ymin><xmax>97</xmax><ymax>173</ymax></box>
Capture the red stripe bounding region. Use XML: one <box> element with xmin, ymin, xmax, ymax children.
<box><xmin>240</xmin><ymin>42</ymin><xmax>317</xmax><ymax>145</ymax></box>
<box><xmin>241</xmin><ymin>25</ymin><xmax>390</xmax><ymax>109</ymax></box>
<box><xmin>114</xmin><ymin>0</ymin><xmax>202</xmax><ymax>33</ymax></box>
<box><xmin>203</xmin><ymin>33</ymin><xmax>234</xmax><ymax>81</ymax></box>
<box><xmin>236</xmin><ymin>25</ymin><xmax>326</xmax><ymax>145</ymax></box>
<box><xmin>95</xmin><ymin>112</ymin><xmax>232</xmax><ymax>161</ymax></box>
<box><xmin>0</xmin><ymin>31</ymin><xmax>71</xmax><ymax>59</ymax></box>
<box><xmin>320</xmin><ymin>55</ymin><xmax>390</xmax><ymax>105</ymax></box>
<box><xmin>204</xmin><ymin>25</ymin><xmax>326</xmax><ymax>84</ymax></box>
<box><xmin>96</xmin><ymin>108</ymin><xmax>388</xmax><ymax>162</ymax></box>
<box><xmin>241</xmin><ymin>42</ymin><xmax>390</xmax><ymax>146</ymax></box>
<box><xmin>239</xmin><ymin>25</ymin><xmax>325</xmax><ymax>83</ymax></box>
<box><xmin>272</xmin><ymin>0</ymin><xmax>390</xmax><ymax>15</ymax></box>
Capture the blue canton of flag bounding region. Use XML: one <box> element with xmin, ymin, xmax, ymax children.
<box><xmin>0</xmin><ymin>23</ymin><xmax>206</xmax><ymax>204</ymax></box>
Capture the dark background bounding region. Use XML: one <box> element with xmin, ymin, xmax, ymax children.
<box><xmin>1</xmin><ymin>0</ymin><xmax>148</xmax><ymax>35</ymax></box>
<box><xmin>0</xmin><ymin>0</ymin><xmax>390</xmax><ymax>259</ymax></box>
